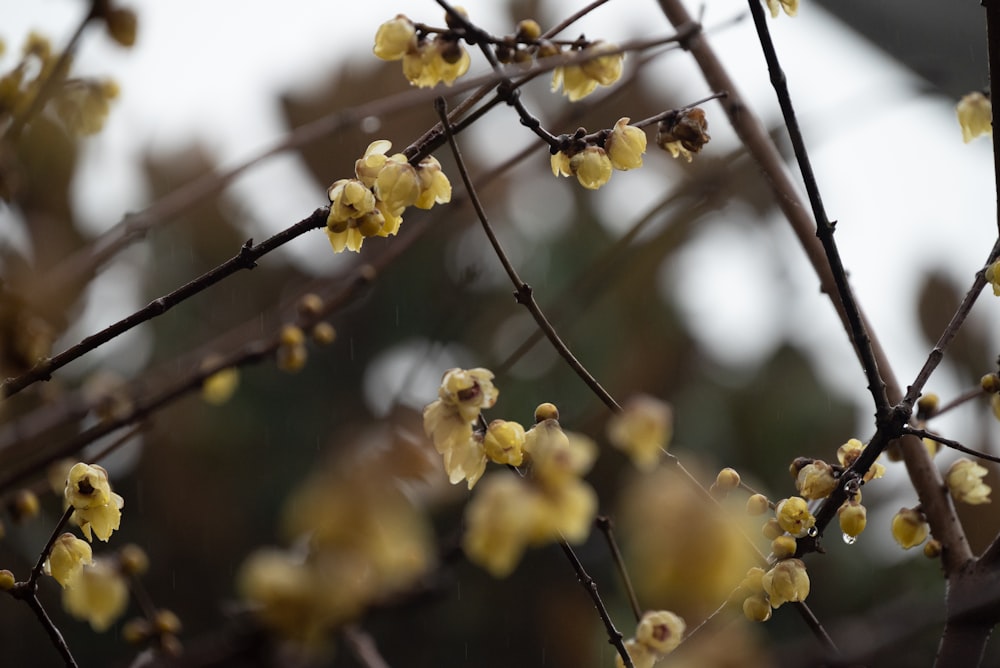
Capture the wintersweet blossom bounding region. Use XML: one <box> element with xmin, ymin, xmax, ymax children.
<box><xmin>656</xmin><ymin>108</ymin><xmax>710</xmax><ymax>162</ymax></box>
<box><xmin>65</xmin><ymin>463</ymin><xmax>124</xmax><ymax>542</ymax></box>
<box><xmin>606</xmin><ymin>394</ymin><xmax>672</xmax><ymax>471</ymax></box>
<box><xmin>762</xmin><ymin>558</ymin><xmax>810</xmax><ymax>608</ymax></box>
<box><xmin>569</xmin><ymin>146</ymin><xmax>612</xmax><ymax>190</ymax></box>
<box><xmin>62</xmin><ymin>559</ymin><xmax>129</xmax><ymax>631</ymax></box>
<box><xmin>401</xmin><ymin>37</ymin><xmax>470</xmax><ymax>88</ymax></box>
<box><xmin>551</xmin><ymin>42</ymin><xmax>623</xmax><ymax>101</ymax></box>
<box><xmin>605</xmin><ymin>117</ymin><xmax>647</xmax><ymax>170</ymax></box>
<box><xmin>766</xmin><ymin>0</ymin><xmax>798</xmax><ymax>18</ymax></box>
<box><xmin>891</xmin><ymin>507</ymin><xmax>929</xmax><ymax>549</ymax></box>
<box><xmin>482</xmin><ymin>419</ymin><xmax>526</xmax><ymax>466</ymax></box>
<box><xmin>985</xmin><ymin>260</ymin><xmax>1000</xmax><ymax>297</ymax></box>
<box><xmin>794</xmin><ymin>460</ymin><xmax>837</xmax><ymax>500</ymax></box>
<box><xmin>636</xmin><ymin>610</ymin><xmax>686</xmax><ymax>655</ymax></box>
<box><xmin>774</xmin><ymin>496</ymin><xmax>815</xmax><ymax>538</ymax></box>
<box><xmin>946</xmin><ymin>458</ymin><xmax>992</xmax><ymax>505</ymax></box>
<box><xmin>373</xmin><ymin>15</ymin><xmax>416</xmax><ymax>61</ymax></box>
<box><xmin>957</xmin><ymin>91</ymin><xmax>992</xmax><ymax>143</ymax></box>
<box><xmin>44</xmin><ymin>533</ymin><xmax>93</xmax><ymax>588</ymax></box>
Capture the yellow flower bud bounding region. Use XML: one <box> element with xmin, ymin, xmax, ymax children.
<box><xmin>122</xmin><ymin>618</ymin><xmax>152</xmax><ymax>644</ymax></box>
<box><xmin>743</xmin><ymin>593</ymin><xmax>772</xmax><ymax>622</ymax></box>
<box><xmin>105</xmin><ymin>8</ymin><xmax>138</xmax><ymax>48</ymax></box>
<box><xmin>279</xmin><ymin>324</ymin><xmax>305</xmax><ymax>348</ymax></box>
<box><xmin>605</xmin><ymin>117</ymin><xmax>646</xmax><ymax>171</ymax></box>
<box><xmin>277</xmin><ymin>342</ymin><xmax>308</xmax><ymax>373</ymax></box>
<box><xmin>483</xmin><ymin>420</ymin><xmax>527</xmax><ymax>466</ymax></box>
<box><xmin>534</xmin><ymin>402</ymin><xmax>559</xmax><ymax>422</ymax></box>
<box><xmin>715</xmin><ymin>467</ymin><xmax>741</xmax><ymax>492</ymax></box>
<box><xmin>375</xmin><ymin>157</ymin><xmax>421</xmax><ymax>214</ymax></box>
<box><xmin>311</xmin><ymin>322</ymin><xmax>337</xmax><ymax>346</ymax></box>
<box><xmin>516</xmin><ymin>19</ymin><xmax>542</xmax><ymax>41</ymax></box>
<box><xmin>945</xmin><ymin>458</ymin><xmax>992</xmax><ymax>505</ymax></box>
<box><xmin>373</xmin><ymin>15</ymin><xmax>417</xmax><ymax>61</ymax></box>
<box><xmin>916</xmin><ymin>392</ymin><xmax>940</xmax><ymax>418</ymax></box>
<box><xmin>118</xmin><ymin>544</ymin><xmax>149</xmax><ymax>576</ymax></box>
<box><xmin>891</xmin><ymin>507</ymin><xmax>929</xmax><ymax>549</ymax></box>
<box><xmin>9</xmin><ymin>489</ymin><xmax>39</xmax><ymax>523</ymax></box>
<box><xmin>746</xmin><ymin>493</ymin><xmax>770</xmax><ymax>516</ymax></box>
<box><xmin>923</xmin><ymin>539</ymin><xmax>942</xmax><ymax>559</ymax></box>
<box><xmin>201</xmin><ymin>364</ymin><xmax>239</xmax><ymax>406</ymax></box>
<box><xmin>956</xmin><ymin>91</ymin><xmax>992</xmax><ymax>143</ymax></box>
<box><xmin>838</xmin><ymin>501</ymin><xmax>867</xmax><ymax>538</ymax></box>
<box><xmin>795</xmin><ymin>460</ymin><xmax>837</xmax><ymax>500</ymax></box>
<box><xmin>355</xmin><ymin>140</ymin><xmax>391</xmax><ymax>187</ymax></box>
<box><xmin>770</xmin><ymin>535</ymin><xmax>797</xmax><ymax>560</ymax></box>
<box><xmin>762</xmin><ymin>517</ymin><xmax>784</xmax><ymax>540</ymax></box>
<box><xmin>569</xmin><ymin>146</ymin><xmax>612</xmax><ymax>190</ymax></box>
<box><xmin>982</xmin><ymin>372</ymin><xmax>1000</xmax><ymax>393</ymax></box>
<box><xmin>0</xmin><ymin>569</ymin><xmax>16</xmax><ymax>590</ymax></box>
<box><xmin>775</xmin><ymin>496</ymin><xmax>815</xmax><ymax>538</ymax></box>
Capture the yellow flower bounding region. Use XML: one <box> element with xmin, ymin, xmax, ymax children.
<box><xmin>579</xmin><ymin>41</ymin><xmax>623</xmax><ymax>85</ymax></box>
<box><xmin>462</xmin><ymin>475</ymin><xmax>539</xmax><ymax>578</ymax></box>
<box><xmin>775</xmin><ymin>496</ymin><xmax>815</xmax><ymax>538</ymax></box>
<box><xmin>946</xmin><ymin>458</ymin><xmax>992</xmax><ymax>505</ymax></box>
<box><xmin>606</xmin><ymin>394</ymin><xmax>673</xmax><ymax>472</ymax></box>
<box><xmin>201</xmin><ymin>362</ymin><xmax>239</xmax><ymax>405</ymax></box>
<box><xmin>569</xmin><ymin>146</ymin><xmax>612</xmax><ymax>190</ymax></box>
<box><xmin>550</xmin><ymin>150</ymin><xmax>573</xmax><ymax>178</ymax></box>
<box><xmin>746</xmin><ymin>493</ymin><xmax>770</xmax><ymax>516</ymax></box>
<box><xmin>530</xmin><ymin>477</ymin><xmax>597</xmax><ymax>544</ymax></box>
<box><xmin>985</xmin><ymin>260</ymin><xmax>1000</xmax><ymax>297</ymax></box>
<box><xmin>328</xmin><ymin>178</ymin><xmax>376</xmax><ymax>223</ymax></box>
<box><xmin>44</xmin><ymin>533</ymin><xmax>93</xmax><ymax>588</ymax></box>
<box><xmin>770</xmin><ymin>535</ymin><xmax>797</xmax><ymax>559</ymax></box>
<box><xmin>65</xmin><ymin>463</ymin><xmax>124</xmax><ymax>542</ymax></box>
<box><xmin>374</xmin><ymin>156</ymin><xmax>421</xmax><ymax>215</ymax></box>
<box><xmin>373</xmin><ymin>15</ymin><xmax>416</xmax><ymax>61</ymax></box>
<box><xmin>482</xmin><ymin>419</ymin><xmax>526</xmax><ymax>466</ymax></box>
<box><xmin>762</xmin><ymin>558</ymin><xmax>810</xmax><ymax>608</ymax></box>
<box><xmin>414</xmin><ymin>155</ymin><xmax>452</xmax><ymax>209</ymax></box>
<box><xmin>355</xmin><ymin>140</ymin><xmax>391</xmax><ymax>187</ymax></box>
<box><xmin>422</xmin><ymin>400</ymin><xmax>485</xmax><ymax>489</ymax></box>
<box><xmin>891</xmin><ymin>507</ymin><xmax>929</xmax><ymax>549</ymax></box>
<box><xmin>436</xmin><ymin>367</ymin><xmax>499</xmax><ymax>421</ymax></box>
<box><xmin>743</xmin><ymin>593</ymin><xmax>772</xmax><ymax>622</ymax></box>
<box><xmin>62</xmin><ymin>559</ymin><xmax>129</xmax><ymax>632</ymax></box>
<box><xmin>957</xmin><ymin>92</ymin><xmax>992</xmax><ymax>143</ymax></box>
<box><xmin>551</xmin><ymin>64</ymin><xmax>598</xmax><ymax>102</ymax></box>
<box><xmin>636</xmin><ymin>609</ymin><xmax>685</xmax><ymax>655</ymax></box>
<box><xmin>836</xmin><ymin>437</ymin><xmax>885</xmax><ymax>482</ymax></box>
<box><xmin>766</xmin><ymin>0</ymin><xmax>799</xmax><ymax>18</ymax></box>
<box><xmin>794</xmin><ymin>460</ymin><xmax>837</xmax><ymax>500</ymax></box>
<box><xmin>838</xmin><ymin>501</ymin><xmax>867</xmax><ymax>538</ymax></box>
<box><xmin>402</xmin><ymin>37</ymin><xmax>470</xmax><ymax>88</ymax></box>
<box><xmin>523</xmin><ymin>419</ymin><xmax>596</xmax><ymax>489</ymax></box>
<box><xmin>605</xmin><ymin>117</ymin><xmax>647</xmax><ymax>171</ymax></box>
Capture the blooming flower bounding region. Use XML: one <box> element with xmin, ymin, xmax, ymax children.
<box><xmin>551</xmin><ymin>42</ymin><xmax>623</xmax><ymax>101</ymax></box>
<box><xmin>422</xmin><ymin>368</ymin><xmax>498</xmax><ymax>489</ymax></box>
<box><xmin>957</xmin><ymin>91</ymin><xmax>992</xmax><ymax>143</ymax></box>
<box><xmin>636</xmin><ymin>609</ymin><xmax>686</xmax><ymax>655</ymax></box>
<box><xmin>62</xmin><ymin>558</ymin><xmax>129</xmax><ymax>631</ymax></box>
<box><xmin>482</xmin><ymin>419</ymin><xmax>526</xmax><ymax>466</ymax></box>
<box><xmin>946</xmin><ymin>458</ymin><xmax>992</xmax><ymax>505</ymax></box>
<box><xmin>606</xmin><ymin>394</ymin><xmax>672</xmax><ymax>472</ymax></box>
<box><xmin>605</xmin><ymin>117</ymin><xmax>647</xmax><ymax>170</ymax></box>
<box><xmin>766</xmin><ymin>0</ymin><xmax>799</xmax><ymax>18</ymax></box>
<box><xmin>373</xmin><ymin>15</ymin><xmax>417</xmax><ymax>61</ymax></box>
<box><xmin>762</xmin><ymin>558</ymin><xmax>810</xmax><ymax>608</ymax></box>
<box><xmin>891</xmin><ymin>507</ymin><xmax>929</xmax><ymax>549</ymax></box>
<box><xmin>401</xmin><ymin>37</ymin><xmax>470</xmax><ymax>88</ymax></box>
<box><xmin>568</xmin><ymin>146</ymin><xmax>612</xmax><ymax>189</ymax></box>
<box><xmin>836</xmin><ymin>438</ymin><xmax>885</xmax><ymax>482</ymax></box>
<box><xmin>414</xmin><ymin>155</ymin><xmax>452</xmax><ymax>209</ymax></box>
<box><xmin>523</xmin><ymin>419</ymin><xmax>597</xmax><ymax>490</ymax></box>
<box><xmin>65</xmin><ymin>463</ymin><xmax>124</xmax><ymax>542</ymax></box>
<box><xmin>794</xmin><ymin>460</ymin><xmax>837</xmax><ymax>500</ymax></box>
<box><xmin>985</xmin><ymin>260</ymin><xmax>1000</xmax><ymax>297</ymax></box>
<box><xmin>775</xmin><ymin>496</ymin><xmax>815</xmax><ymax>538</ymax></box>
<box><xmin>374</xmin><ymin>156</ymin><xmax>420</xmax><ymax>215</ymax></box>
<box><xmin>44</xmin><ymin>533</ymin><xmax>93</xmax><ymax>588</ymax></box>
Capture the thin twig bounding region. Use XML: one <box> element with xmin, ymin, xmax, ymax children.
<box><xmin>23</xmin><ymin>593</ymin><xmax>79</xmax><ymax>668</ymax></box>
<box><xmin>904</xmin><ymin>427</ymin><xmax>1000</xmax><ymax>465</ymax></box>
<box><xmin>595</xmin><ymin>516</ymin><xmax>642</xmax><ymax>622</ymax></box>
<box><xmin>25</xmin><ymin>505</ymin><xmax>76</xmax><ymax>588</ymax></box>
<box><xmin>434</xmin><ymin>96</ymin><xmax>621</xmax><ymax>413</ymax></box>
<box><xmin>558</xmin><ymin>539</ymin><xmax>634</xmax><ymax>668</ymax></box>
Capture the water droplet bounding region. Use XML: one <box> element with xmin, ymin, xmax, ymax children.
<box><xmin>807</xmin><ymin>526</ymin><xmax>819</xmax><ymax>538</ymax></box>
<box><xmin>842</xmin><ymin>533</ymin><xmax>856</xmax><ymax>545</ymax></box>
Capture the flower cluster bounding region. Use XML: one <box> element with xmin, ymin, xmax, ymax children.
<box><xmin>461</xmin><ymin>408</ymin><xmax>598</xmax><ymax>577</ymax></box>
<box><xmin>325</xmin><ymin>140</ymin><xmax>451</xmax><ymax>253</ymax></box>
<box><xmin>616</xmin><ymin>610</ymin><xmax>686</xmax><ymax>668</ymax></box>
<box><xmin>737</xmin><ymin>556</ymin><xmax>810</xmax><ymax>621</ymax></box>
<box><xmin>606</xmin><ymin>393</ymin><xmax>673</xmax><ymax>471</ymax></box>
<box><xmin>550</xmin><ymin>117</ymin><xmax>648</xmax><ymax>190</ymax></box>
<box><xmin>239</xmin><ymin>438</ymin><xmax>434</xmax><ymax>647</ymax></box>
<box><xmin>373</xmin><ymin>13</ymin><xmax>470</xmax><ymax>88</ymax></box>
<box><xmin>956</xmin><ymin>91</ymin><xmax>992</xmax><ymax>143</ymax></box>
<box><xmin>551</xmin><ymin>41</ymin><xmax>624</xmax><ymax>101</ymax></box>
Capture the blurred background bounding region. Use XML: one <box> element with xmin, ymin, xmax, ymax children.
<box><xmin>0</xmin><ymin>0</ymin><xmax>998</xmax><ymax>666</ymax></box>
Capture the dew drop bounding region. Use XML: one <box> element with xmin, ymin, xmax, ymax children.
<box><xmin>842</xmin><ymin>533</ymin><xmax>856</xmax><ymax>545</ymax></box>
<box><xmin>807</xmin><ymin>526</ymin><xmax>819</xmax><ymax>538</ymax></box>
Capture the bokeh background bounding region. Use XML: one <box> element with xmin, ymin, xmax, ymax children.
<box><xmin>0</xmin><ymin>0</ymin><xmax>998</xmax><ymax>666</ymax></box>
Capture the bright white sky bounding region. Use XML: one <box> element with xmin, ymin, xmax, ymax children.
<box><xmin>1</xmin><ymin>0</ymin><xmax>997</xmax><ymax>469</ymax></box>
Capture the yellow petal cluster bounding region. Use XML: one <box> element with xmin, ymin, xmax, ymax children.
<box><xmin>463</xmin><ymin>412</ymin><xmax>598</xmax><ymax>578</ymax></box>
<box><xmin>44</xmin><ymin>533</ymin><xmax>94</xmax><ymax>588</ymax></box>
<box><xmin>762</xmin><ymin>558</ymin><xmax>810</xmax><ymax>608</ymax></box>
<box><xmin>605</xmin><ymin>117</ymin><xmax>647</xmax><ymax>170</ymax></box>
<box><xmin>766</xmin><ymin>0</ymin><xmax>799</xmax><ymax>18</ymax></box>
<box><xmin>327</xmin><ymin>141</ymin><xmax>452</xmax><ymax>253</ymax></box>
<box><xmin>794</xmin><ymin>460</ymin><xmax>837</xmax><ymax>500</ymax></box>
<box><xmin>62</xmin><ymin>558</ymin><xmax>129</xmax><ymax>632</ymax></box>
<box><xmin>957</xmin><ymin>91</ymin><xmax>992</xmax><ymax>143</ymax></box>
<box><xmin>374</xmin><ymin>13</ymin><xmax>470</xmax><ymax>88</ymax></box>
<box><xmin>606</xmin><ymin>394</ymin><xmax>672</xmax><ymax>472</ymax></box>
<box><xmin>373</xmin><ymin>15</ymin><xmax>417</xmax><ymax>61</ymax></box>
<box><xmin>774</xmin><ymin>496</ymin><xmax>815</xmax><ymax>538</ymax></box>
<box><xmin>946</xmin><ymin>458</ymin><xmax>992</xmax><ymax>505</ymax></box>
<box><xmin>616</xmin><ymin>610</ymin><xmax>686</xmax><ymax>668</ymax></box>
<box><xmin>551</xmin><ymin>41</ymin><xmax>623</xmax><ymax>101</ymax></box>
<box><xmin>482</xmin><ymin>419</ymin><xmax>526</xmax><ymax>466</ymax></box>
<box><xmin>891</xmin><ymin>507</ymin><xmax>929</xmax><ymax>549</ymax></box>
<box><xmin>422</xmin><ymin>368</ymin><xmax>499</xmax><ymax>489</ymax></box>
<box><xmin>836</xmin><ymin>437</ymin><xmax>885</xmax><ymax>482</ymax></box>
<box><xmin>65</xmin><ymin>463</ymin><xmax>124</xmax><ymax>542</ymax></box>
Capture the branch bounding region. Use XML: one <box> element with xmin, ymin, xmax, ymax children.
<box><xmin>904</xmin><ymin>427</ymin><xmax>1000</xmax><ymax>464</ymax></box>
